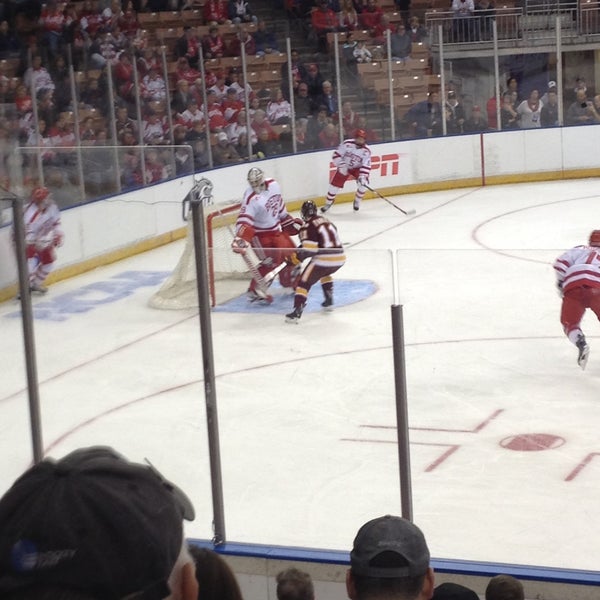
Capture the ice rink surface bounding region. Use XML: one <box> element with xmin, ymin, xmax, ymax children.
<box><xmin>2</xmin><ymin>179</ymin><xmax>600</xmax><ymax>572</ymax></box>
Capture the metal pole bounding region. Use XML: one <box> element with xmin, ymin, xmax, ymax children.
<box><xmin>386</xmin><ymin>29</ymin><xmax>395</xmax><ymax>140</ymax></box>
<box><xmin>132</xmin><ymin>58</ymin><xmax>146</xmax><ymax>185</ymax></box>
<box><xmin>68</xmin><ymin>65</ymin><xmax>86</xmax><ymax>202</ymax></box>
<box><xmin>105</xmin><ymin>59</ymin><xmax>122</xmax><ymax>193</ymax></box>
<box><xmin>438</xmin><ymin>25</ymin><xmax>447</xmax><ymax>136</ymax></box>
<box><xmin>556</xmin><ymin>16</ymin><xmax>564</xmax><ymax>127</ymax></box>
<box><xmin>189</xmin><ymin>178</ymin><xmax>226</xmax><ymax>544</ymax></box>
<box><xmin>333</xmin><ymin>33</ymin><xmax>343</xmax><ymax>144</ymax></box>
<box><xmin>198</xmin><ymin>46</ymin><xmax>214</xmax><ymax>169</ymax></box>
<box><xmin>239</xmin><ymin>29</ymin><xmax>253</xmax><ymax>161</ymax></box>
<box><xmin>286</xmin><ymin>37</ymin><xmax>297</xmax><ymax>154</ymax></box>
<box><xmin>391</xmin><ymin>304</ymin><xmax>413</xmax><ymax>521</ymax></box>
<box><xmin>11</xmin><ymin>195</ymin><xmax>44</xmax><ymax>463</ymax></box>
<box><xmin>493</xmin><ymin>20</ymin><xmax>501</xmax><ymax>131</ymax></box>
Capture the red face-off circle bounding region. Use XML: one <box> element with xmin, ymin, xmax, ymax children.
<box><xmin>500</xmin><ymin>433</ymin><xmax>565</xmax><ymax>451</ymax></box>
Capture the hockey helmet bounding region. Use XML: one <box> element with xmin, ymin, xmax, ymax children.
<box><xmin>354</xmin><ymin>129</ymin><xmax>366</xmax><ymax>146</ymax></box>
<box><xmin>589</xmin><ymin>230</ymin><xmax>600</xmax><ymax>247</ymax></box>
<box><xmin>31</xmin><ymin>186</ymin><xmax>50</xmax><ymax>204</ymax></box>
<box><xmin>247</xmin><ymin>167</ymin><xmax>266</xmax><ymax>193</ymax></box>
<box><xmin>301</xmin><ymin>200</ymin><xmax>318</xmax><ymax>221</ymax></box>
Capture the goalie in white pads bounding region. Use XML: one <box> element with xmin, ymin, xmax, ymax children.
<box><xmin>322</xmin><ymin>129</ymin><xmax>371</xmax><ymax>213</ymax></box>
<box><xmin>232</xmin><ymin>167</ymin><xmax>302</xmax><ymax>302</ymax></box>
<box><xmin>286</xmin><ymin>200</ymin><xmax>346</xmax><ymax>323</ymax></box>
<box><xmin>553</xmin><ymin>229</ymin><xmax>600</xmax><ymax>370</ymax></box>
<box><xmin>17</xmin><ymin>186</ymin><xmax>64</xmax><ymax>294</ymax></box>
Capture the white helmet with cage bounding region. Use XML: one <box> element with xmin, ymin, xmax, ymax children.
<box><xmin>247</xmin><ymin>167</ymin><xmax>266</xmax><ymax>193</ymax></box>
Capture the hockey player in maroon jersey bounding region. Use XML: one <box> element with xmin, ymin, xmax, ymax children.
<box><xmin>321</xmin><ymin>129</ymin><xmax>372</xmax><ymax>213</ymax></box>
<box><xmin>286</xmin><ymin>200</ymin><xmax>346</xmax><ymax>323</ymax></box>
<box><xmin>232</xmin><ymin>167</ymin><xmax>302</xmax><ymax>302</ymax></box>
<box><xmin>19</xmin><ymin>186</ymin><xmax>64</xmax><ymax>294</ymax></box>
<box><xmin>553</xmin><ymin>229</ymin><xmax>600</xmax><ymax>369</ymax></box>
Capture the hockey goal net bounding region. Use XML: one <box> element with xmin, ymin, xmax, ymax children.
<box><xmin>149</xmin><ymin>202</ymin><xmax>252</xmax><ymax>309</ymax></box>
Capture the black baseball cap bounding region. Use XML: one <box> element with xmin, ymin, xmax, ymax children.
<box><xmin>350</xmin><ymin>515</ymin><xmax>430</xmax><ymax>578</ymax></box>
<box><xmin>0</xmin><ymin>446</ymin><xmax>195</xmax><ymax>599</ymax></box>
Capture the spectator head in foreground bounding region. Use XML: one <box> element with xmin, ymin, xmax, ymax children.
<box><xmin>485</xmin><ymin>575</ymin><xmax>524</xmax><ymax>600</ymax></box>
<box><xmin>0</xmin><ymin>446</ymin><xmax>198</xmax><ymax>600</ymax></box>
<box><xmin>276</xmin><ymin>567</ymin><xmax>315</xmax><ymax>600</ymax></box>
<box><xmin>188</xmin><ymin>546</ymin><xmax>244</xmax><ymax>600</ymax></box>
<box><xmin>348</xmin><ymin>515</ymin><xmax>434</xmax><ymax>600</ymax></box>
<box><xmin>432</xmin><ymin>582</ymin><xmax>479</xmax><ymax>600</ymax></box>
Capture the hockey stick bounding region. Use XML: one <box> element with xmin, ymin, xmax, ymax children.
<box><xmin>365</xmin><ymin>184</ymin><xmax>416</xmax><ymax>216</ymax></box>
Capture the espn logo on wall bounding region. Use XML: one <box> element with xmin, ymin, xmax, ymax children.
<box><xmin>329</xmin><ymin>153</ymin><xmax>407</xmax><ymax>178</ymax></box>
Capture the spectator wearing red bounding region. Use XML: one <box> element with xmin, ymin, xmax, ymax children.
<box><xmin>340</xmin><ymin>100</ymin><xmax>360</xmax><ymax>137</ymax></box>
<box><xmin>202</xmin><ymin>26</ymin><xmax>226</xmax><ymax>59</ymax></box>
<box><xmin>203</xmin><ymin>0</ymin><xmax>229</xmax><ymax>25</ymax></box>
<box><xmin>251</xmin><ymin>108</ymin><xmax>276</xmax><ymax>140</ymax></box>
<box><xmin>372</xmin><ymin>14</ymin><xmax>395</xmax><ymax>43</ymax></box>
<box><xmin>175</xmin><ymin>26</ymin><xmax>201</xmax><ymax>69</ymax></box>
<box><xmin>175</xmin><ymin>56</ymin><xmax>202</xmax><ymax>85</ymax></box>
<box><xmin>318</xmin><ymin>122</ymin><xmax>339</xmax><ymax>148</ymax></box>
<box><xmin>39</xmin><ymin>0</ymin><xmax>67</xmax><ymax>55</ymax></box>
<box><xmin>311</xmin><ymin>0</ymin><xmax>338</xmax><ymax>53</ymax></box>
<box><xmin>178</xmin><ymin>97</ymin><xmax>206</xmax><ymax>130</ymax></box>
<box><xmin>114</xmin><ymin>51</ymin><xmax>134</xmax><ymax>102</ymax></box>
<box><xmin>222</xmin><ymin>87</ymin><xmax>244</xmax><ymax>124</ymax></box>
<box><xmin>209</xmin><ymin>71</ymin><xmax>230</xmax><ymax>102</ymax></box>
<box><xmin>202</xmin><ymin>89</ymin><xmax>228</xmax><ymax>132</ymax></box>
<box><xmin>359</xmin><ymin>0</ymin><xmax>384</xmax><ymax>30</ymax></box>
<box><xmin>117</xmin><ymin>1</ymin><xmax>139</xmax><ymax>39</ymax></box>
<box><xmin>79</xmin><ymin>0</ymin><xmax>106</xmax><ymax>38</ymax></box>
<box><xmin>142</xmin><ymin>110</ymin><xmax>169</xmax><ymax>145</ymax></box>
<box><xmin>228</xmin><ymin>28</ymin><xmax>257</xmax><ymax>57</ymax></box>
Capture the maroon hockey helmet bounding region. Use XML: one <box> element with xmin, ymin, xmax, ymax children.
<box><xmin>589</xmin><ymin>230</ymin><xmax>600</xmax><ymax>247</ymax></box>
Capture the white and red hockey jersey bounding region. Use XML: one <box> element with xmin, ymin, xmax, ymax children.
<box><xmin>236</xmin><ymin>179</ymin><xmax>290</xmax><ymax>236</ymax></box>
<box><xmin>332</xmin><ymin>138</ymin><xmax>371</xmax><ymax>178</ymax></box>
<box><xmin>24</xmin><ymin>201</ymin><xmax>63</xmax><ymax>249</ymax></box>
<box><xmin>553</xmin><ymin>245</ymin><xmax>600</xmax><ymax>293</ymax></box>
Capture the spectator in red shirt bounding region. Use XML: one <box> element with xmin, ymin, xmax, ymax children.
<box><xmin>228</xmin><ymin>27</ymin><xmax>257</xmax><ymax>57</ymax></box>
<box><xmin>311</xmin><ymin>0</ymin><xmax>338</xmax><ymax>53</ymax></box>
<box><xmin>39</xmin><ymin>0</ymin><xmax>67</xmax><ymax>56</ymax></box>
<box><xmin>175</xmin><ymin>26</ymin><xmax>201</xmax><ymax>69</ymax></box>
<box><xmin>360</xmin><ymin>0</ymin><xmax>384</xmax><ymax>30</ymax></box>
<box><xmin>203</xmin><ymin>0</ymin><xmax>229</xmax><ymax>25</ymax></box>
<box><xmin>251</xmin><ymin>108</ymin><xmax>276</xmax><ymax>140</ymax></box>
<box><xmin>202</xmin><ymin>26</ymin><xmax>226</xmax><ymax>59</ymax></box>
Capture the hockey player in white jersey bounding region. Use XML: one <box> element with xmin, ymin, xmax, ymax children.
<box><xmin>19</xmin><ymin>186</ymin><xmax>64</xmax><ymax>294</ymax></box>
<box><xmin>321</xmin><ymin>129</ymin><xmax>371</xmax><ymax>213</ymax></box>
<box><xmin>232</xmin><ymin>167</ymin><xmax>302</xmax><ymax>302</ymax></box>
<box><xmin>553</xmin><ymin>229</ymin><xmax>600</xmax><ymax>369</ymax></box>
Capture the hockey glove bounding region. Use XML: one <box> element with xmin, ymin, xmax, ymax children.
<box><xmin>281</xmin><ymin>216</ymin><xmax>304</xmax><ymax>235</ymax></box>
<box><xmin>232</xmin><ymin>237</ymin><xmax>249</xmax><ymax>254</ymax></box>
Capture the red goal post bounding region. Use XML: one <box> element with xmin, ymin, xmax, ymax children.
<box><xmin>148</xmin><ymin>202</ymin><xmax>250</xmax><ymax>309</ymax></box>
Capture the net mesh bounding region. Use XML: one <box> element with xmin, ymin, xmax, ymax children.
<box><xmin>148</xmin><ymin>202</ymin><xmax>250</xmax><ymax>309</ymax></box>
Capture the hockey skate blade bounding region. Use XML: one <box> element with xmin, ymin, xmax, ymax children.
<box><xmin>405</xmin><ymin>209</ymin><xmax>417</xmax><ymax>216</ymax></box>
<box><xmin>578</xmin><ymin>346</ymin><xmax>590</xmax><ymax>370</ymax></box>
<box><xmin>285</xmin><ymin>316</ymin><xmax>300</xmax><ymax>324</ymax></box>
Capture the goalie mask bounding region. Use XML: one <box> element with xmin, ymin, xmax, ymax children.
<box><xmin>247</xmin><ymin>167</ymin><xmax>266</xmax><ymax>193</ymax></box>
<box><xmin>301</xmin><ymin>200</ymin><xmax>318</xmax><ymax>221</ymax></box>
<box><xmin>589</xmin><ymin>230</ymin><xmax>600</xmax><ymax>247</ymax></box>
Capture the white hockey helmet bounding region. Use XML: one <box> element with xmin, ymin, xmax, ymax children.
<box><xmin>247</xmin><ymin>167</ymin><xmax>266</xmax><ymax>193</ymax></box>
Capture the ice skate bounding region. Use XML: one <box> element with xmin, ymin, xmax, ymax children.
<box><xmin>247</xmin><ymin>289</ymin><xmax>273</xmax><ymax>304</ymax></box>
<box><xmin>30</xmin><ymin>283</ymin><xmax>48</xmax><ymax>294</ymax></box>
<box><xmin>320</xmin><ymin>202</ymin><xmax>332</xmax><ymax>214</ymax></box>
<box><xmin>321</xmin><ymin>295</ymin><xmax>334</xmax><ymax>311</ymax></box>
<box><xmin>353</xmin><ymin>199</ymin><xmax>360</xmax><ymax>211</ymax></box>
<box><xmin>285</xmin><ymin>306</ymin><xmax>303</xmax><ymax>323</ymax></box>
<box><xmin>576</xmin><ymin>335</ymin><xmax>590</xmax><ymax>370</ymax></box>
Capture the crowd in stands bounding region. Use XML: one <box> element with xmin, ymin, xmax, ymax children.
<box><xmin>0</xmin><ymin>443</ymin><xmax>531</xmax><ymax>600</ymax></box>
<box><xmin>0</xmin><ymin>0</ymin><xmax>594</xmax><ymax>201</ymax></box>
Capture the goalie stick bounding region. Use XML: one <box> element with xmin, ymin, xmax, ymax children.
<box><xmin>365</xmin><ymin>184</ymin><xmax>416</xmax><ymax>216</ymax></box>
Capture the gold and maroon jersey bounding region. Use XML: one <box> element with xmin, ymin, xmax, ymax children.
<box><xmin>298</xmin><ymin>216</ymin><xmax>346</xmax><ymax>268</ymax></box>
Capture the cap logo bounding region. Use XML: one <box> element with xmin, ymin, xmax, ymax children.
<box><xmin>11</xmin><ymin>540</ymin><xmax>76</xmax><ymax>572</ymax></box>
